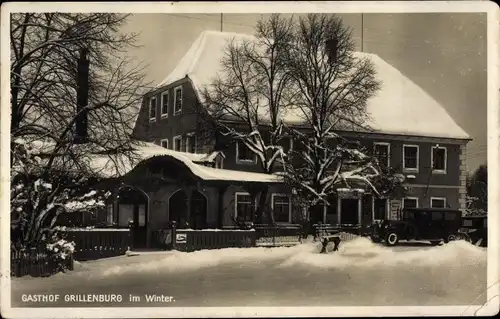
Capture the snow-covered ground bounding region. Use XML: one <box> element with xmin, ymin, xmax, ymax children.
<box><xmin>11</xmin><ymin>238</ymin><xmax>487</xmax><ymax>307</ymax></box>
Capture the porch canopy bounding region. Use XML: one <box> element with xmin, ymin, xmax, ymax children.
<box><xmin>77</xmin><ymin>141</ymin><xmax>283</xmax><ymax>193</ymax></box>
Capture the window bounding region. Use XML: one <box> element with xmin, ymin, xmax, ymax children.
<box><xmin>403</xmin><ymin>145</ymin><xmax>419</xmax><ymax>171</ymax></box>
<box><xmin>186</xmin><ymin>134</ymin><xmax>197</xmax><ymax>153</ymax></box>
<box><xmin>403</xmin><ymin>197</ymin><xmax>418</xmax><ymax>208</ymax></box>
<box><xmin>174</xmin><ymin>86</ymin><xmax>182</xmax><ymax>115</ymax></box>
<box><xmin>160</xmin><ymin>139</ymin><xmax>169</xmax><ymax>149</ymax></box>
<box><xmin>431</xmin><ymin>146</ymin><xmax>447</xmax><ymax>173</ymax></box>
<box><xmin>432</xmin><ymin>211</ymin><xmax>445</xmax><ymax>220</ymax></box>
<box><xmin>173</xmin><ymin>135</ymin><xmax>182</xmax><ymax>152</ymax></box>
<box><xmin>430</xmin><ymin>197</ymin><xmax>446</xmax><ymax>208</ymax></box>
<box><xmin>106</xmin><ymin>204</ymin><xmax>113</xmax><ymax>225</ymax></box>
<box><xmin>235</xmin><ymin>193</ymin><xmax>254</xmax><ymax>222</ymax></box>
<box><xmin>272</xmin><ymin>194</ymin><xmax>291</xmax><ymax>223</ymax></box>
<box><xmin>236</xmin><ymin>141</ymin><xmax>256</xmax><ymax>163</ymax></box>
<box><xmin>373</xmin><ymin>198</ymin><xmax>388</xmax><ymax>221</ymax></box>
<box><xmin>161</xmin><ymin>92</ymin><xmax>169</xmax><ymax>117</ymax></box>
<box><xmin>149</xmin><ymin>97</ymin><xmax>157</xmax><ymax>121</ymax></box>
<box><xmin>374</xmin><ymin>142</ymin><xmax>390</xmax><ymax>168</ymax></box>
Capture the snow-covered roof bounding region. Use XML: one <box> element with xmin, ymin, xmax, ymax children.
<box><xmin>98</xmin><ymin>142</ymin><xmax>282</xmax><ymax>183</ymax></box>
<box><xmin>156</xmin><ymin>30</ymin><xmax>470</xmax><ymax>140</ymax></box>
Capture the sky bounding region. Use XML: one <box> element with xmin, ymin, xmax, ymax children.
<box><xmin>120</xmin><ymin>13</ymin><xmax>487</xmax><ymax>172</ymax></box>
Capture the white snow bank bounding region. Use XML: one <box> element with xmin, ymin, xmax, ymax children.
<box><xmin>98</xmin><ymin>238</ymin><xmax>486</xmax><ymax>278</ymax></box>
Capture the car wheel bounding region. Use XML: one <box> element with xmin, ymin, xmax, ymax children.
<box><xmin>430</xmin><ymin>241</ymin><xmax>441</xmax><ymax>246</ymax></box>
<box><xmin>385</xmin><ymin>231</ymin><xmax>399</xmax><ymax>246</ymax></box>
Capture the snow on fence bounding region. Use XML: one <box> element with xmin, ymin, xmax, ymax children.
<box><xmin>62</xmin><ymin>228</ymin><xmax>132</xmax><ymax>261</ymax></box>
<box><xmin>11</xmin><ymin>246</ymin><xmax>74</xmax><ymax>278</ymax></box>
<box><xmin>174</xmin><ymin>229</ymin><xmax>256</xmax><ymax>252</ymax></box>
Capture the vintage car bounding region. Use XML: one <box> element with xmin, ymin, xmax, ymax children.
<box><xmin>369</xmin><ymin>207</ymin><xmax>464</xmax><ymax>246</ymax></box>
<box><xmin>459</xmin><ymin>215</ymin><xmax>488</xmax><ymax>247</ymax></box>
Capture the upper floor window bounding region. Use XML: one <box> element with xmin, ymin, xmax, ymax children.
<box><xmin>272</xmin><ymin>194</ymin><xmax>292</xmax><ymax>223</ymax></box>
<box><xmin>160</xmin><ymin>139</ymin><xmax>169</xmax><ymax>149</ymax></box>
<box><xmin>173</xmin><ymin>135</ymin><xmax>182</xmax><ymax>152</ymax></box>
<box><xmin>186</xmin><ymin>134</ymin><xmax>197</xmax><ymax>153</ymax></box>
<box><xmin>149</xmin><ymin>97</ymin><xmax>157</xmax><ymax>121</ymax></box>
<box><xmin>161</xmin><ymin>92</ymin><xmax>169</xmax><ymax>117</ymax></box>
<box><xmin>174</xmin><ymin>86</ymin><xmax>183</xmax><ymax>115</ymax></box>
<box><xmin>374</xmin><ymin>142</ymin><xmax>390</xmax><ymax>168</ymax></box>
<box><xmin>431</xmin><ymin>146</ymin><xmax>447</xmax><ymax>173</ymax></box>
<box><xmin>430</xmin><ymin>197</ymin><xmax>446</xmax><ymax>208</ymax></box>
<box><xmin>403</xmin><ymin>145</ymin><xmax>419</xmax><ymax>172</ymax></box>
<box><xmin>236</xmin><ymin>141</ymin><xmax>256</xmax><ymax>164</ymax></box>
<box><xmin>403</xmin><ymin>197</ymin><xmax>419</xmax><ymax>208</ymax></box>
<box><xmin>234</xmin><ymin>192</ymin><xmax>254</xmax><ymax>222</ymax></box>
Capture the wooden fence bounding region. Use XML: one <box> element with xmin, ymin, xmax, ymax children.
<box><xmin>173</xmin><ymin>229</ymin><xmax>256</xmax><ymax>252</ymax></box>
<box><xmin>62</xmin><ymin>228</ymin><xmax>132</xmax><ymax>261</ymax></box>
<box><xmin>253</xmin><ymin>224</ymin><xmax>303</xmax><ymax>247</ymax></box>
<box><xmin>11</xmin><ymin>246</ymin><xmax>74</xmax><ymax>278</ymax></box>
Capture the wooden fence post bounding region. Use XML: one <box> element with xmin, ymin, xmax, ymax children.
<box><xmin>171</xmin><ymin>221</ymin><xmax>177</xmax><ymax>250</ymax></box>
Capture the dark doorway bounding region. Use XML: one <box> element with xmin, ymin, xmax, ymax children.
<box><xmin>191</xmin><ymin>190</ymin><xmax>208</xmax><ymax>229</ymax></box>
<box><xmin>309</xmin><ymin>204</ymin><xmax>325</xmax><ymax>224</ymax></box>
<box><xmin>340</xmin><ymin>198</ymin><xmax>359</xmax><ymax>225</ymax></box>
<box><xmin>117</xmin><ymin>187</ymin><xmax>148</xmax><ymax>249</ymax></box>
<box><xmin>169</xmin><ymin>190</ymin><xmax>188</xmax><ymax>226</ymax></box>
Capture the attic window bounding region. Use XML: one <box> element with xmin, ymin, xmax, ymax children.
<box><xmin>174</xmin><ymin>86</ymin><xmax>183</xmax><ymax>115</ymax></box>
<box><xmin>149</xmin><ymin>97</ymin><xmax>157</xmax><ymax>121</ymax></box>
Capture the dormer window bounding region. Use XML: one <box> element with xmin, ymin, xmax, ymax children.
<box><xmin>174</xmin><ymin>86</ymin><xmax>183</xmax><ymax>115</ymax></box>
<box><xmin>161</xmin><ymin>92</ymin><xmax>169</xmax><ymax>118</ymax></box>
<box><xmin>149</xmin><ymin>97</ymin><xmax>157</xmax><ymax>122</ymax></box>
<box><xmin>236</xmin><ymin>141</ymin><xmax>256</xmax><ymax>164</ymax></box>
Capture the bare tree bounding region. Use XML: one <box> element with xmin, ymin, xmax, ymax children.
<box><xmin>10</xmin><ymin>13</ymin><xmax>149</xmax><ymax>248</ymax></box>
<box><xmin>199</xmin><ymin>14</ymin><xmax>295</xmax><ymax>223</ymax></box>
<box><xmin>282</xmin><ymin>14</ymin><xmax>382</xmax><ymax>211</ymax></box>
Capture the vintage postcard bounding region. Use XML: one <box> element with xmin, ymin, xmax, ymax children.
<box><xmin>1</xmin><ymin>1</ymin><xmax>498</xmax><ymax>318</ymax></box>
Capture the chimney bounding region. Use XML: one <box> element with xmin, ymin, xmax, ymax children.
<box><xmin>326</xmin><ymin>38</ymin><xmax>338</xmax><ymax>64</ymax></box>
<box><xmin>74</xmin><ymin>47</ymin><xmax>89</xmax><ymax>144</ymax></box>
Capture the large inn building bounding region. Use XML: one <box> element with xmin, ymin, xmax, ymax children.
<box><xmin>87</xmin><ymin>31</ymin><xmax>470</xmax><ymax>248</ymax></box>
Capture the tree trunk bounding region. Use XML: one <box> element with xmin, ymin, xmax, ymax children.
<box><xmin>255</xmin><ymin>186</ymin><xmax>270</xmax><ymax>224</ymax></box>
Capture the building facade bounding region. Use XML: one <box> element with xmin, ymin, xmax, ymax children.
<box><xmin>117</xmin><ymin>30</ymin><xmax>471</xmax><ymax>247</ymax></box>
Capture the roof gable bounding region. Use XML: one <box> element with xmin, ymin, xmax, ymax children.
<box><xmin>157</xmin><ymin>30</ymin><xmax>470</xmax><ymax>140</ymax></box>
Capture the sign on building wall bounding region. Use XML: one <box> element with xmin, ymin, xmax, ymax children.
<box><xmin>390</xmin><ymin>200</ymin><xmax>402</xmax><ymax>220</ymax></box>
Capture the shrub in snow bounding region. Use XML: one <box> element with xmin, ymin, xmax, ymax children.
<box><xmin>45</xmin><ymin>232</ymin><xmax>76</xmax><ymax>272</ymax></box>
<box><xmin>11</xmin><ymin>140</ymin><xmax>110</xmax><ymax>250</ymax></box>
